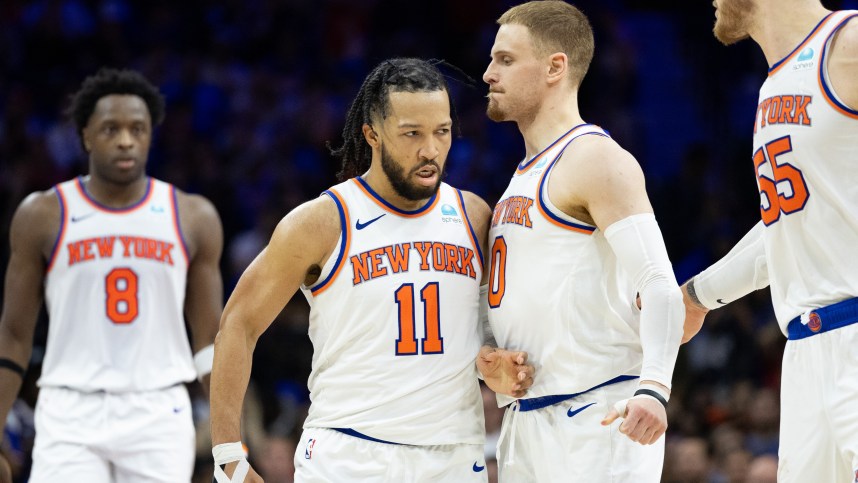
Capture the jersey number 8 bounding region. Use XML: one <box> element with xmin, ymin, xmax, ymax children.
<box><xmin>105</xmin><ymin>267</ymin><xmax>139</xmax><ymax>324</ymax></box>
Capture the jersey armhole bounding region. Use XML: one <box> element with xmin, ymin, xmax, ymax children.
<box><xmin>45</xmin><ymin>184</ymin><xmax>68</xmax><ymax>273</ymax></box>
<box><xmin>308</xmin><ymin>189</ymin><xmax>351</xmax><ymax>295</ymax></box>
<box><xmin>454</xmin><ymin>189</ymin><xmax>484</xmax><ymax>273</ymax></box>
<box><xmin>169</xmin><ymin>185</ymin><xmax>191</xmax><ymax>265</ymax></box>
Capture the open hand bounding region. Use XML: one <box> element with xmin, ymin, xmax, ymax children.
<box><xmin>476</xmin><ymin>346</ymin><xmax>534</xmax><ymax>398</ymax></box>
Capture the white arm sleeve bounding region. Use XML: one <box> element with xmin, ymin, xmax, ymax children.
<box><xmin>480</xmin><ymin>284</ymin><xmax>497</xmax><ymax>348</ymax></box>
<box><xmin>692</xmin><ymin>221</ymin><xmax>769</xmax><ymax>310</ymax></box>
<box><xmin>605</xmin><ymin>213</ymin><xmax>684</xmax><ymax>389</ymax></box>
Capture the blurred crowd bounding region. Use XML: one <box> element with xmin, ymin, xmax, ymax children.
<box><xmin>3</xmin><ymin>0</ymin><xmax>856</xmax><ymax>482</ymax></box>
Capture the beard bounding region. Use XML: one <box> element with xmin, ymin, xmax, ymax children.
<box><xmin>486</xmin><ymin>95</ymin><xmax>507</xmax><ymax>122</ymax></box>
<box><xmin>380</xmin><ymin>145</ymin><xmax>445</xmax><ymax>201</ymax></box>
<box><xmin>713</xmin><ymin>0</ymin><xmax>755</xmax><ymax>45</ymax></box>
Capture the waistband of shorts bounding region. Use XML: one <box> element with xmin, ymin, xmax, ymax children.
<box><xmin>514</xmin><ymin>375</ymin><xmax>639</xmax><ymax>412</ymax></box>
<box><xmin>332</xmin><ymin>428</ymin><xmax>402</xmax><ymax>445</ymax></box>
<box><xmin>787</xmin><ymin>297</ymin><xmax>858</xmax><ymax>340</ymax></box>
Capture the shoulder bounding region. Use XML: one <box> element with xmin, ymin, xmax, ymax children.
<box><xmin>10</xmin><ymin>188</ymin><xmax>62</xmax><ymax>254</ymax></box>
<box><xmin>559</xmin><ymin>134</ymin><xmax>643</xmax><ymax>184</ymax></box>
<box><xmin>268</xmin><ymin>194</ymin><xmax>342</xmax><ymax>267</ymax></box>
<box><xmin>173</xmin><ymin>189</ymin><xmax>220</xmax><ymax>226</ymax></box>
<box><xmin>458</xmin><ymin>190</ymin><xmax>491</xmax><ymax>227</ymax></box>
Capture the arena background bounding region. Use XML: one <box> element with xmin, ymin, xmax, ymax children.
<box><xmin>2</xmin><ymin>1</ymin><xmax>855</xmax><ymax>481</ymax></box>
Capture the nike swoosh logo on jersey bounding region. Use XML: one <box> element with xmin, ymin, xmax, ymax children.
<box><xmin>567</xmin><ymin>402</ymin><xmax>596</xmax><ymax>418</ymax></box>
<box><xmin>472</xmin><ymin>462</ymin><xmax>485</xmax><ymax>472</ymax></box>
<box><xmin>717</xmin><ymin>298</ymin><xmax>727</xmax><ymax>305</ymax></box>
<box><xmin>70</xmin><ymin>212</ymin><xmax>96</xmax><ymax>223</ymax></box>
<box><xmin>355</xmin><ymin>214</ymin><xmax>386</xmax><ymax>230</ymax></box>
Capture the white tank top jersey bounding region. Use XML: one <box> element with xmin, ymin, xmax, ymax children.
<box><xmin>487</xmin><ymin>124</ymin><xmax>644</xmax><ymax>407</ymax></box>
<box><xmin>752</xmin><ymin>10</ymin><xmax>858</xmax><ymax>330</ymax></box>
<box><xmin>42</xmin><ymin>177</ymin><xmax>195</xmax><ymax>392</ymax></box>
<box><xmin>300</xmin><ymin>178</ymin><xmax>486</xmax><ymax>446</ymax></box>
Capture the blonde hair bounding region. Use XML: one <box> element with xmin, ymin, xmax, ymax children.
<box><xmin>498</xmin><ymin>1</ymin><xmax>594</xmax><ymax>88</ymax></box>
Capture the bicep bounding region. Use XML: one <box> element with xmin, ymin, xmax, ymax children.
<box><xmin>577</xmin><ymin>147</ymin><xmax>653</xmax><ymax>231</ymax></box>
<box><xmin>829</xmin><ymin>19</ymin><xmax>858</xmax><ymax>110</ymax></box>
<box><xmin>221</xmin><ymin>199</ymin><xmax>339</xmax><ymax>342</ymax></box>
<box><xmin>183</xmin><ymin>198</ymin><xmax>224</xmax><ymax>350</ymax></box>
<box><xmin>0</xmin><ymin>198</ymin><xmax>52</xmax><ymax>345</ymax></box>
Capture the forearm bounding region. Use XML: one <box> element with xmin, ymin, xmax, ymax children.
<box><xmin>0</xmin><ymin>327</ymin><xmax>33</xmax><ymax>432</ymax></box>
<box><xmin>209</xmin><ymin>321</ymin><xmax>256</xmax><ymax>445</ymax></box>
<box><xmin>691</xmin><ymin>221</ymin><xmax>768</xmax><ymax>310</ymax></box>
<box><xmin>605</xmin><ymin>213</ymin><xmax>683</xmax><ymax>389</ymax></box>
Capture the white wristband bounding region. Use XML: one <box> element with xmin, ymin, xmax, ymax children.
<box><xmin>193</xmin><ymin>344</ymin><xmax>215</xmax><ymax>380</ymax></box>
<box><xmin>213</xmin><ymin>442</ymin><xmax>249</xmax><ymax>483</ymax></box>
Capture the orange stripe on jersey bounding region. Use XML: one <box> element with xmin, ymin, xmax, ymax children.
<box><xmin>311</xmin><ymin>188</ymin><xmax>351</xmax><ymax>296</ymax></box>
<box><xmin>817</xmin><ymin>14</ymin><xmax>858</xmax><ymax>119</ymax></box>
<box><xmin>46</xmin><ymin>184</ymin><xmax>68</xmax><ymax>273</ymax></box>
<box><xmin>351</xmin><ymin>177</ymin><xmax>440</xmax><ymax>217</ymax></box>
<box><xmin>74</xmin><ymin>176</ymin><xmax>154</xmax><ymax>213</ymax></box>
<box><xmin>168</xmin><ymin>185</ymin><xmax>190</xmax><ymax>265</ymax></box>
<box><xmin>454</xmin><ymin>190</ymin><xmax>484</xmax><ymax>273</ymax></box>
<box><xmin>768</xmin><ymin>12</ymin><xmax>836</xmax><ymax>77</ymax></box>
<box><xmin>515</xmin><ymin>124</ymin><xmax>593</xmax><ymax>176</ymax></box>
<box><xmin>533</xmin><ymin>138</ymin><xmax>598</xmax><ymax>235</ymax></box>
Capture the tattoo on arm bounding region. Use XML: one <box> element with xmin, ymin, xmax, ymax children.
<box><xmin>686</xmin><ymin>278</ymin><xmax>705</xmax><ymax>309</ymax></box>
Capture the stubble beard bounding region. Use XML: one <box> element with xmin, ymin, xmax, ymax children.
<box><xmin>713</xmin><ymin>0</ymin><xmax>755</xmax><ymax>46</ymax></box>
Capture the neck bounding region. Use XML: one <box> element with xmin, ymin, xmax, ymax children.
<box><xmin>83</xmin><ymin>174</ymin><xmax>149</xmax><ymax>208</ymax></box>
<box><xmin>517</xmin><ymin>88</ymin><xmax>584</xmax><ymax>160</ymax></box>
<box><xmin>750</xmin><ymin>0</ymin><xmax>830</xmax><ymax>67</ymax></box>
<box><xmin>361</xmin><ymin>167</ymin><xmax>433</xmax><ymax>212</ymax></box>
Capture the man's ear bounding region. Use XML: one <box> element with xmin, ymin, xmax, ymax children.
<box><xmin>546</xmin><ymin>52</ymin><xmax>568</xmax><ymax>86</ymax></box>
<box><xmin>362</xmin><ymin>124</ymin><xmax>380</xmax><ymax>148</ymax></box>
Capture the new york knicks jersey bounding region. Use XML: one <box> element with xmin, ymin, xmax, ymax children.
<box><xmin>488</xmin><ymin>124</ymin><xmax>643</xmax><ymax>407</ymax></box>
<box><xmin>300</xmin><ymin>178</ymin><xmax>485</xmax><ymax>445</ymax></box>
<box><xmin>752</xmin><ymin>10</ymin><xmax>858</xmax><ymax>330</ymax></box>
<box><xmin>42</xmin><ymin>177</ymin><xmax>195</xmax><ymax>392</ymax></box>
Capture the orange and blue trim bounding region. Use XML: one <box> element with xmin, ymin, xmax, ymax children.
<box><xmin>534</xmin><ymin>132</ymin><xmax>605</xmax><ymax>234</ymax></box>
<box><xmin>352</xmin><ymin>177</ymin><xmax>439</xmax><ymax>217</ymax></box>
<box><xmin>768</xmin><ymin>12</ymin><xmax>836</xmax><ymax>76</ymax></box>
<box><xmin>454</xmin><ymin>189</ymin><xmax>484</xmax><ymax>273</ymax></box>
<box><xmin>310</xmin><ymin>188</ymin><xmax>351</xmax><ymax>295</ymax></box>
<box><xmin>46</xmin><ymin>184</ymin><xmax>68</xmax><ymax>273</ymax></box>
<box><xmin>74</xmin><ymin>176</ymin><xmax>153</xmax><ymax>213</ymax></box>
<box><xmin>817</xmin><ymin>13</ymin><xmax>858</xmax><ymax>119</ymax></box>
<box><xmin>515</xmin><ymin>124</ymin><xmax>592</xmax><ymax>176</ymax></box>
<box><xmin>169</xmin><ymin>185</ymin><xmax>190</xmax><ymax>265</ymax></box>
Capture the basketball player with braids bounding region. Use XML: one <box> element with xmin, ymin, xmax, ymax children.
<box><xmin>209</xmin><ymin>58</ymin><xmax>534</xmax><ymax>482</ymax></box>
<box><xmin>0</xmin><ymin>68</ymin><xmax>224</xmax><ymax>482</ymax></box>
<box><xmin>682</xmin><ymin>1</ymin><xmax>858</xmax><ymax>481</ymax></box>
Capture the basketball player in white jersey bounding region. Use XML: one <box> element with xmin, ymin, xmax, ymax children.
<box><xmin>681</xmin><ymin>1</ymin><xmax>858</xmax><ymax>481</ymax></box>
<box><xmin>0</xmin><ymin>68</ymin><xmax>224</xmax><ymax>483</ymax></box>
<box><xmin>209</xmin><ymin>58</ymin><xmax>534</xmax><ymax>483</ymax></box>
<box><xmin>482</xmin><ymin>2</ymin><xmax>685</xmax><ymax>481</ymax></box>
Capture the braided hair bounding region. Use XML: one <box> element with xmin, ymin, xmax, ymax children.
<box><xmin>67</xmin><ymin>67</ymin><xmax>165</xmax><ymax>150</ymax></box>
<box><xmin>329</xmin><ymin>58</ymin><xmax>452</xmax><ymax>181</ymax></box>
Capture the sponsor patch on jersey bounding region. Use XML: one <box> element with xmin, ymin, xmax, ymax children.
<box><xmin>304</xmin><ymin>438</ymin><xmax>316</xmax><ymax>459</ymax></box>
<box><xmin>807</xmin><ymin>312</ymin><xmax>821</xmax><ymax>332</ymax></box>
<box><xmin>793</xmin><ymin>47</ymin><xmax>815</xmax><ymax>71</ymax></box>
<box><xmin>440</xmin><ymin>204</ymin><xmax>462</xmax><ymax>224</ymax></box>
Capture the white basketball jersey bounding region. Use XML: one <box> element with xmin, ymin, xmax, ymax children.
<box><xmin>300</xmin><ymin>178</ymin><xmax>485</xmax><ymax>445</ymax></box>
<box><xmin>752</xmin><ymin>10</ymin><xmax>858</xmax><ymax>330</ymax></box>
<box><xmin>42</xmin><ymin>177</ymin><xmax>194</xmax><ymax>392</ymax></box>
<box><xmin>488</xmin><ymin>124</ymin><xmax>643</xmax><ymax>407</ymax></box>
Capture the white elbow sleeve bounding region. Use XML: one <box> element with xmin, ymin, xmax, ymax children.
<box><xmin>693</xmin><ymin>221</ymin><xmax>769</xmax><ymax>310</ymax></box>
<box><xmin>605</xmin><ymin>214</ymin><xmax>684</xmax><ymax>389</ymax></box>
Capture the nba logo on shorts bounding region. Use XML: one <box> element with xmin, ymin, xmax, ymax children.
<box><xmin>807</xmin><ymin>312</ymin><xmax>821</xmax><ymax>332</ymax></box>
<box><xmin>304</xmin><ymin>438</ymin><xmax>316</xmax><ymax>459</ymax></box>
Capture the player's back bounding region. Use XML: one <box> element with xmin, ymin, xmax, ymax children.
<box><xmin>300</xmin><ymin>178</ymin><xmax>485</xmax><ymax>446</ymax></box>
<box><xmin>42</xmin><ymin>177</ymin><xmax>195</xmax><ymax>392</ymax></box>
<box><xmin>487</xmin><ymin>125</ymin><xmax>643</xmax><ymax>407</ymax></box>
<box><xmin>752</xmin><ymin>10</ymin><xmax>858</xmax><ymax>328</ymax></box>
